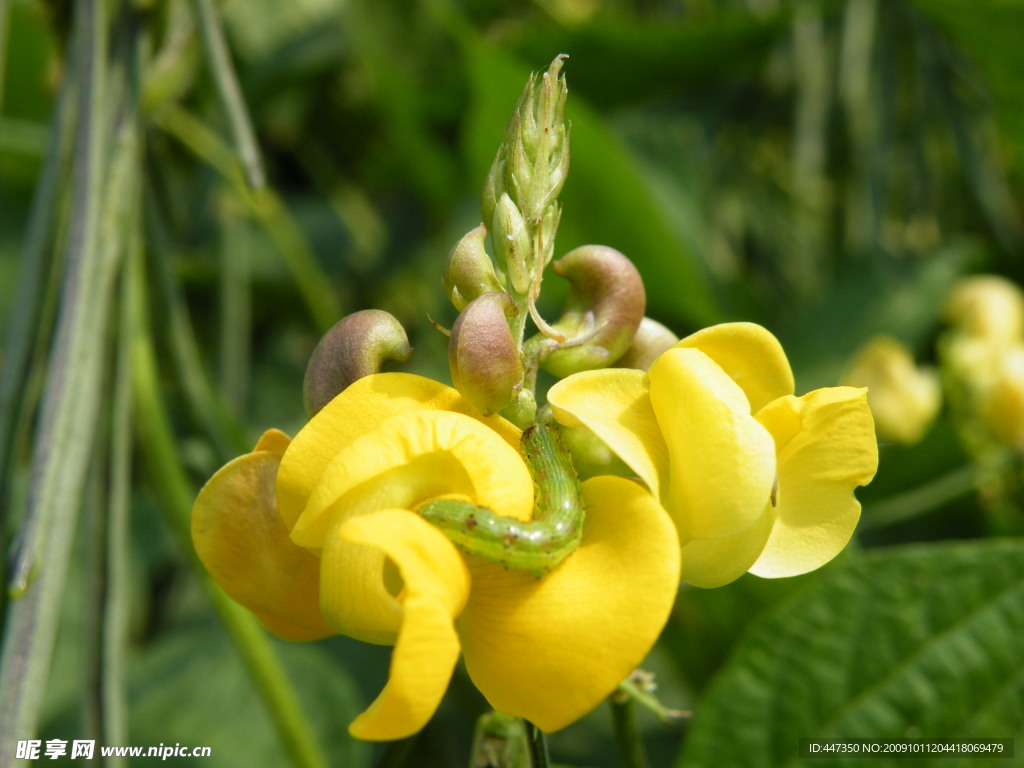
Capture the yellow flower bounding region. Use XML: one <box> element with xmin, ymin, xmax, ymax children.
<box><xmin>548</xmin><ymin>323</ymin><xmax>878</xmax><ymax>588</ymax></box>
<box><xmin>945</xmin><ymin>275</ymin><xmax>1024</xmax><ymax>343</ymax></box>
<box><xmin>193</xmin><ymin>373</ymin><xmax>680</xmax><ymax>741</ymax></box>
<box><xmin>842</xmin><ymin>335</ymin><xmax>941</xmax><ymax>445</ymax></box>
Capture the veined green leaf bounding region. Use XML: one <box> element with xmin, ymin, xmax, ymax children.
<box><xmin>679</xmin><ymin>540</ymin><xmax>1024</xmax><ymax>768</ymax></box>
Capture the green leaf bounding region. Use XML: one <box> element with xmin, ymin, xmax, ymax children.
<box><xmin>679</xmin><ymin>540</ymin><xmax>1024</xmax><ymax>768</ymax></box>
<box><xmin>128</xmin><ymin>628</ymin><xmax>369</xmax><ymax>768</ymax></box>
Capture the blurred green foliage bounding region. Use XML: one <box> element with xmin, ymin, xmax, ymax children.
<box><xmin>1</xmin><ymin>0</ymin><xmax>1022</xmax><ymax>766</ymax></box>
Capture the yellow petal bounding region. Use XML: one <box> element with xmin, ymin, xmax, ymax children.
<box><xmin>292</xmin><ymin>410</ymin><xmax>533</xmax><ymax>550</ymax></box>
<box><xmin>192</xmin><ymin>447</ymin><xmax>334</xmax><ymax>642</ymax></box>
<box><xmin>253</xmin><ymin>427</ymin><xmax>291</xmax><ymax>455</ymax></box>
<box><xmin>458</xmin><ymin>477</ymin><xmax>680</xmax><ymax>732</ymax></box>
<box><xmin>335</xmin><ymin>510</ymin><xmax>470</xmax><ymax>741</ymax></box>
<box><xmin>751</xmin><ymin>387</ymin><xmax>878</xmax><ymax>578</ymax></box>
<box><xmin>679</xmin><ymin>505</ymin><xmax>774</xmax><ymax>588</ymax></box>
<box><xmin>276</xmin><ymin>373</ymin><xmax>521</xmax><ymax>529</ymax></box>
<box><xmin>547</xmin><ymin>369</ymin><xmax>668</xmax><ymax>497</ymax></box>
<box><xmin>649</xmin><ymin>348</ymin><xmax>776</xmax><ymax>541</ymax></box>
<box><xmin>675</xmin><ymin>322</ymin><xmax>795</xmax><ymax>412</ymax></box>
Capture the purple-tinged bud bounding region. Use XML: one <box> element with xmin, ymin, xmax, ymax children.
<box><xmin>616</xmin><ymin>317</ymin><xmax>680</xmax><ymax>371</ymax></box>
<box><xmin>443</xmin><ymin>224</ymin><xmax>504</xmax><ymax>311</ymax></box>
<box><xmin>449</xmin><ymin>292</ymin><xmax>524</xmax><ymax>415</ymax></box>
<box><xmin>539</xmin><ymin>245</ymin><xmax>646</xmax><ymax>378</ymax></box>
<box><xmin>303</xmin><ymin>310</ymin><xmax>412</xmax><ymax>416</ymax></box>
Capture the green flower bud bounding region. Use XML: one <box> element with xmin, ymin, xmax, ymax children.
<box><xmin>442</xmin><ymin>224</ymin><xmax>504</xmax><ymax>311</ymax></box>
<box><xmin>483</xmin><ymin>59</ymin><xmax>570</xmax><ymax>219</ymax></box>
<box><xmin>616</xmin><ymin>317</ymin><xmax>680</xmax><ymax>371</ymax></box>
<box><xmin>482</xmin><ymin>55</ymin><xmax>571</xmax><ymax>292</ymax></box>
<box><xmin>449</xmin><ymin>292</ymin><xmax>524</xmax><ymax>415</ymax></box>
<box><xmin>540</xmin><ymin>245</ymin><xmax>646</xmax><ymax>378</ymax></box>
<box><xmin>492</xmin><ymin>193</ymin><xmax>533</xmax><ymax>295</ymax></box>
<box><xmin>303</xmin><ymin>310</ymin><xmax>412</xmax><ymax>416</ymax></box>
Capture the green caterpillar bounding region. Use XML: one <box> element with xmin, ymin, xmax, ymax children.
<box><xmin>417</xmin><ymin>422</ymin><xmax>585</xmax><ymax>577</ymax></box>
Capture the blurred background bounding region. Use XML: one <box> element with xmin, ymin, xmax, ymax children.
<box><xmin>1</xmin><ymin>0</ymin><xmax>1022</xmax><ymax>766</ymax></box>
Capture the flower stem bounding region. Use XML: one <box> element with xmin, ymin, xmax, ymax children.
<box><xmin>611</xmin><ymin>696</ymin><xmax>651</xmax><ymax>768</ymax></box>
<box><xmin>371</xmin><ymin>736</ymin><xmax>416</xmax><ymax>768</ymax></box>
<box><xmin>191</xmin><ymin>0</ymin><xmax>265</xmax><ymax>190</ymax></box>
<box><xmin>129</xmin><ymin>250</ymin><xmax>329</xmax><ymax>768</ymax></box>
<box><xmin>525</xmin><ymin>722</ymin><xmax>550</xmax><ymax>768</ymax></box>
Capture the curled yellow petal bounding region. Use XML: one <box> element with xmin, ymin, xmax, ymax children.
<box><xmin>458</xmin><ymin>477</ymin><xmax>680</xmax><ymax>732</ymax></box>
<box><xmin>547</xmin><ymin>368</ymin><xmax>667</xmax><ymax>497</ymax></box>
<box><xmin>676</xmin><ymin>322</ymin><xmax>795</xmax><ymax>412</ymax></box>
<box><xmin>336</xmin><ymin>510</ymin><xmax>470</xmax><ymax>741</ymax></box>
<box><xmin>291</xmin><ymin>410</ymin><xmax>533</xmax><ymax>550</ymax></box>
<box><xmin>276</xmin><ymin>373</ymin><xmax>521</xmax><ymax>529</ymax></box>
<box><xmin>751</xmin><ymin>387</ymin><xmax>878</xmax><ymax>578</ymax></box>
<box><xmin>649</xmin><ymin>348</ymin><xmax>776</xmax><ymax>542</ymax></box>
<box><xmin>192</xmin><ymin>437</ymin><xmax>334</xmax><ymax>641</ymax></box>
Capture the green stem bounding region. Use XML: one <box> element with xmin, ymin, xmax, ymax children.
<box><xmin>371</xmin><ymin>736</ymin><xmax>416</xmax><ymax>768</ymax></box>
<box><xmin>525</xmin><ymin>722</ymin><xmax>550</xmax><ymax>768</ymax></box>
<box><xmin>0</xmin><ymin>0</ymin><xmax>113</xmax><ymax>757</ymax></box>
<box><xmin>0</xmin><ymin>0</ymin><xmax>10</xmax><ymax>114</ymax></box>
<box><xmin>155</xmin><ymin>105</ymin><xmax>340</xmax><ymax>331</ymax></box>
<box><xmin>191</xmin><ymin>0</ymin><xmax>265</xmax><ymax>189</ymax></box>
<box><xmin>860</xmin><ymin>465</ymin><xmax>977</xmax><ymax>530</ymax></box>
<box><xmin>218</xmin><ymin>207</ymin><xmax>253</xmax><ymax>419</ymax></box>
<box><xmin>0</xmin><ymin>0</ymin><xmax>79</xmax><ymax>620</ymax></box>
<box><xmin>129</xmin><ymin>252</ymin><xmax>329</xmax><ymax>768</ymax></box>
<box><xmin>143</xmin><ymin>190</ymin><xmax>248</xmax><ymax>461</ymax></box>
<box><xmin>611</xmin><ymin>697</ymin><xmax>651</xmax><ymax>768</ymax></box>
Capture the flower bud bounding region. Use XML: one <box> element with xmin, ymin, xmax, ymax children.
<box><xmin>616</xmin><ymin>317</ymin><xmax>680</xmax><ymax>371</ymax></box>
<box><xmin>449</xmin><ymin>292</ymin><xmax>524</xmax><ymax>415</ymax></box>
<box><xmin>539</xmin><ymin>245</ymin><xmax>646</xmax><ymax>378</ymax></box>
<box><xmin>303</xmin><ymin>310</ymin><xmax>412</xmax><ymax>416</ymax></box>
<box><xmin>491</xmin><ymin>193</ymin><xmax>534</xmax><ymax>295</ymax></box>
<box><xmin>443</xmin><ymin>224</ymin><xmax>504</xmax><ymax>311</ymax></box>
<box><xmin>945</xmin><ymin>275</ymin><xmax>1024</xmax><ymax>343</ymax></box>
<box><xmin>483</xmin><ymin>56</ymin><xmax>570</xmax><ymax>227</ymax></box>
<box><xmin>842</xmin><ymin>336</ymin><xmax>940</xmax><ymax>445</ymax></box>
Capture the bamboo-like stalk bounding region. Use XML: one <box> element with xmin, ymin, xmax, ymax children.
<box><xmin>0</xmin><ymin>0</ymin><xmax>117</xmax><ymax>759</ymax></box>
<box><xmin>0</xmin><ymin>5</ymin><xmax>80</xmax><ymax>612</ymax></box>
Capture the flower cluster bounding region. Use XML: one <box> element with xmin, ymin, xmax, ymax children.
<box><xmin>191</xmin><ymin>56</ymin><xmax>878</xmax><ymax>744</ymax></box>
<box><xmin>194</xmin><ymin>373</ymin><xmax>680</xmax><ymax>740</ymax></box>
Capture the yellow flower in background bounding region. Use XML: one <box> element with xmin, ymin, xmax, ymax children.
<box><xmin>548</xmin><ymin>323</ymin><xmax>878</xmax><ymax>588</ymax></box>
<box><xmin>974</xmin><ymin>347</ymin><xmax>1024</xmax><ymax>450</ymax></box>
<box><xmin>942</xmin><ymin>275</ymin><xmax>1024</xmax><ymax>451</ymax></box>
<box><xmin>193</xmin><ymin>372</ymin><xmax>680</xmax><ymax>741</ymax></box>
<box><xmin>945</xmin><ymin>275</ymin><xmax>1024</xmax><ymax>343</ymax></box>
<box><xmin>842</xmin><ymin>335</ymin><xmax>941</xmax><ymax>445</ymax></box>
